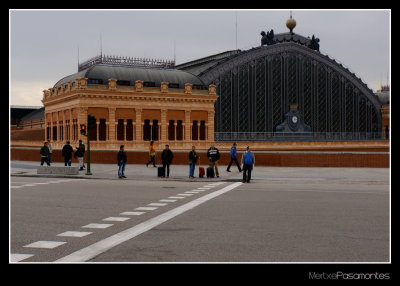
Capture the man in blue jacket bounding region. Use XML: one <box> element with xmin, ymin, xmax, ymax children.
<box><xmin>226</xmin><ymin>142</ymin><xmax>242</xmax><ymax>172</ymax></box>
<box><xmin>241</xmin><ymin>146</ymin><xmax>255</xmax><ymax>183</ymax></box>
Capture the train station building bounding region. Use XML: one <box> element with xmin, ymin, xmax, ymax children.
<box><xmin>11</xmin><ymin>14</ymin><xmax>389</xmax><ymax>167</ymax></box>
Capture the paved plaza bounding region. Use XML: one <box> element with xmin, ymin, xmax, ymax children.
<box><xmin>10</xmin><ymin>160</ymin><xmax>390</xmax><ymax>262</ymax></box>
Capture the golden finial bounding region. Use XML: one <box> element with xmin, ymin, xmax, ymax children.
<box><xmin>286</xmin><ymin>10</ymin><xmax>296</xmax><ymax>34</ymax></box>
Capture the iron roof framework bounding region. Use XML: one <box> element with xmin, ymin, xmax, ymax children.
<box><xmin>194</xmin><ymin>42</ymin><xmax>383</xmax><ymax>141</ymax></box>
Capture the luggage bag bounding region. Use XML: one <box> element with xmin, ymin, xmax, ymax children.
<box><xmin>207</xmin><ymin>166</ymin><xmax>214</xmax><ymax>178</ymax></box>
<box><xmin>158</xmin><ymin>166</ymin><xmax>165</xmax><ymax>177</ymax></box>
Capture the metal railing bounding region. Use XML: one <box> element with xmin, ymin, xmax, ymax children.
<box><xmin>214</xmin><ymin>132</ymin><xmax>388</xmax><ymax>141</ymax></box>
<box><xmin>79</xmin><ymin>54</ymin><xmax>175</xmax><ymax>72</ymax></box>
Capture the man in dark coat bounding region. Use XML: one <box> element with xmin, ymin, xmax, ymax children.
<box><xmin>207</xmin><ymin>144</ymin><xmax>220</xmax><ymax>178</ymax></box>
<box><xmin>117</xmin><ymin>145</ymin><xmax>127</xmax><ymax>178</ymax></box>
<box><xmin>40</xmin><ymin>142</ymin><xmax>50</xmax><ymax>166</ymax></box>
<box><xmin>188</xmin><ymin>145</ymin><xmax>199</xmax><ymax>178</ymax></box>
<box><xmin>62</xmin><ymin>141</ymin><xmax>74</xmax><ymax>166</ymax></box>
<box><xmin>161</xmin><ymin>144</ymin><xmax>174</xmax><ymax>178</ymax></box>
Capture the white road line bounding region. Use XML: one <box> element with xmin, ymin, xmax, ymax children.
<box><xmin>10</xmin><ymin>253</ymin><xmax>34</xmax><ymax>262</ymax></box>
<box><xmin>184</xmin><ymin>191</ymin><xmax>200</xmax><ymax>194</ymax></box>
<box><xmin>262</xmin><ymin>189</ymin><xmax>387</xmax><ymax>195</ymax></box>
<box><xmin>168</xmin><ymin>196</ymin><xmax>185</xmax><ymax>199</ymax></box>
<box><xmin>159</xmin><ymin>199</ymin><xmax>177</xmax><ymax>202</ymax></box>
<box><xmin>135</xmin><ymin>207</ymin><xmax>158</xmax><ymax>211</ymax></box>
<box><xmin>148</xmin><ymin>203</ymin><xmax>168</xmax><ymax>206</ymax></box>
<box><xmin>55</xmin><ymin>182</ymin><xmax>242</xmax><ymax>262</ymax></box>
<box><xmin>11</xmin><ymin>182</ymin><xmax>43</xmax><ymax>184</ymax></box>
<box><xmin>57</xmin><ymin>231</ymin><xmax>92</xmax><ymax>238</ymax></box>
<box><xmin>102</xmin><ymin>217</ymin><xmax>130</xmax><ymax>222</ymax></box>
<box><xmin>82</xmin><ymin>223</ymin><xmax>113</xmax><ymax>229</ymax></box>
<box><xmin>10</xmin><ymin>179</ymin><xmax>88</xmax><ymax>189</ymax></box>
<box><xmin>120</xmin><ymin>211</ymin><xmax>145</xmax><ymax>216</ymax></box>
<box><xmin>24</xmin><ymin>241</ymin><xmax>66</xmax><ymax>249</ymax></box>
<box><xmin>176</xmin><ymin>193</ymin><xmax>193</xmax><ymax>196</ymax></box>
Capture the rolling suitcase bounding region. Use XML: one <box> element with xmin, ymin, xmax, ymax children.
<box><xmin>158</xmin><ymin>166</ymin><xmax>165</xmax><ymax>177</ymax></box>
<box><xmin>198</xmin><ymin>156</ymin><xmax>205</xmax><ymax>178</ymax></box>
<box><xmin>207</xmin><ymin>166</ymin><xmax>214</xmax><ymax>178</ymax></box>
<box><xmin>199</xmin><ymin>167</ymin><xmax>205</xmax><ymax>178</ymax></box>
<box><xmin>157</xmin><ymin>155</ymin><xmax>165</xmax><ymax>177</ymax></box>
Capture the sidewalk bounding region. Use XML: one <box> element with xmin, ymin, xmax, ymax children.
<box><xmin>10</xmin><ymin>161</ymin><xmax>243</xmax><ymax>182</ymax></box>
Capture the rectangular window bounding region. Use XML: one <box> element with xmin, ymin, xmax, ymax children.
<box><xmin>117</xmin><ymin>80</ymin><xmax>130</xmax><ymax>86</ymax></box>
<box><xmin>143</xmin><ymin>82</ymin><xmax>156</xmax><ymax>87</ymax></box>
<box><xmin>168</xmin><ymin>120</ymin><xmax>175</xmax><ymax>140</ymax></box>
<box><xmin>126</xmin><ymin>119</ymin><xmax>133</xmax><ymax>141</ymax></box>
<box><xmin>99</xmin><ymin>119</ymin><xmax>107</xmax><ymax>141</ymax></box>
<box><xmin>176</xmin><ymin>120</ymin><xmax>183</xmax><ymax>140</ymax></box>
<box><xmin>87</xmin><ymin>79</ymin><xmax>103</xmax><ymax>84</ymax></box>
<box><xmin>117</xmin><ymin>119</ymin><xmax>124</xmax><ymax>141</ymax></box>
<box><xmin>168</xmin><ymin>83</ymin><xmax>179</xmax><ymax>88</ymax></box>
<box><xmin>143</xmin><ymin>119</ymin><xmax>151</xmax><ymax>141</ymax></box>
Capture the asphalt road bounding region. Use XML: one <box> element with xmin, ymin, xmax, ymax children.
<box><xmin>10</xmin><ymin>167</ymin><xmax>390</xmax><ymax>263</ymax></box>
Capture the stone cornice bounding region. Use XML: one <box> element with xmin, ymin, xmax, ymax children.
<box><xmin>42</xmin><ymin>85</ymin><xmax>218</xmax><ymax>107</ymax></box>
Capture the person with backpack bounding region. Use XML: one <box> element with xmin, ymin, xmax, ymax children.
<box><xmin>117</xmin><ymin>145</ymin><xmax>127</xmax><ymax>179</ymax></box>
<box><xmin>241</xmin><ymin>146</ymin><xmax>255</xmax><ymax>183</ymax></box>
<box><xmin>226</xmin><ymin>142</ymin><xmax>242</xmax><ymax>173</ymax></box>
<box><xmin>188</xmin><ymin>145</ymin><xmax>199</xmax><ymax>178</ymax></box>
<box><xmin>39</xmin><ymin>141</ymin><xmax>50</xmax><ymax>166</ymax></box>
<box><xmin>161</xmin><ymin>144</ymin><xmax>174</xmax><ymax>178</ymax></box>
<box><xmin>62</xmin><ymin>141</ymin><xmax>74</xmax><ymax>166</ymax></box>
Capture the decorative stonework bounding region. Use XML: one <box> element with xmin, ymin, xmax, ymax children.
<box><xmin>108</xmin><ymin>78</ymin><xmax>117</xmax><ymax>90</ymax></box>
<box><xmin>161</xmin><ymin>82</ymin><xmax>169</xmax><ymax>93</ymax></box>
<box><xmin>135</xmin><ymin>80</ymin><xmax>144</xmax><ymax>92</ymax></box>
<box><xmin>185</xmin><ymin>83</ymin><xmax>192</xmax><ymax>94</ymax></box>
<box><xmin>208</xmin><ymin>84</ymin><xmax>216</xmax><ymax>96</ymax></box>
<box><xmin>76</xmin><ymin>77</ymin><xmax>88</xmax><ymax>90</ymax></box>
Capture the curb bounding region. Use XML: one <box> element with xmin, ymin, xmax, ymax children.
<box><xmin>10</xmin><ymin>173</ymin><xmax>238</xmax><ymax>182</ymax></box>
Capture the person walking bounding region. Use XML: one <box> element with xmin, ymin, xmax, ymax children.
<box><xmin>161</xmin><ymin>144</ymin><xmax>173</xmax><ymax>178</ymax></box>
<box><xmin>117</xmin><ymin>145</ymin><xmax>127</xmax><ymax>179</ymax></box>
<box><xmin>47</xmin><ymin>140</ymin><xmax>52</xmax><ymax>166</ymax></box>
<box><xmin>39</xmin><ymin>141</ymin><xmax>50</xmax><ymax>166</ymax></box>
<box><xmin>207</xmin><ymin>144</ymin><xmax>220</xmax><ymax>178</ymax></box>
<box><xmin>74</xmin><ymin>140</ymin><xmax>86</xmax><ymax>170</ymax></box>
<box><xmin>62</xmin><ymin>141</ymin><xmax>74</xmax><ymax>166</ymax></box>
<box><xmin>226</xmin><ymin>142</ymin><xmax>242</xmax><ymax>172</ymax></box>
<box><xmin>241</xmin><ymin>146</ymin><xmax>255</xmax><ymax>183</ymax></box>
<box><xmin>146</xmin><ymin>141</ymin><xmax>156</xmax><ymax>168</ymax></box>
<box><xmin>188</xmin><ymin>145</ymin><xmax>199</xmax><ymax>178</ymax></box>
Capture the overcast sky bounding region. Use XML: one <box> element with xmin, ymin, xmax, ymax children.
<box><xmin>10</xmin><ymin>9</ymin><xmax>390</xmax><ymax>107</ymax></box>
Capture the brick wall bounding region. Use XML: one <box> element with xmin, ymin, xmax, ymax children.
<box><xmin>11</xmin><ymin>147</ymin><xmax>389</xmax><ymax>168</ymax></box>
